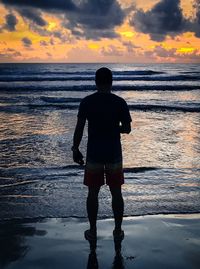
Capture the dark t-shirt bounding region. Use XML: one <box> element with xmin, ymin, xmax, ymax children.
<box><xmin>78</xmin><ymin>91</ymin><xmax>132</xmax><ymax>162</ymax></box>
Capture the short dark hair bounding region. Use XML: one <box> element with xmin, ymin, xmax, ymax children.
<box><xmin>95</xmin><ymin>67</ymin><xmax>112</xmax><ymax>86</ymax></box>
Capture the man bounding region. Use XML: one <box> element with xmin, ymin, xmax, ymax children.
<box><xmin>72</xmin><ymin>67</ymin><xmax>132</xmax><ymax>241</ymax></box>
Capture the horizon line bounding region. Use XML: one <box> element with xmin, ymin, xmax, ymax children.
<box><xmin>0</xmin><ymin>62</ymin><xmax>199</xmax><ymax>64</ymax></box>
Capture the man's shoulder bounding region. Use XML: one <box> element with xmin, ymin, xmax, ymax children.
<box><xmin>81</xmin><ymin>92</ymin><xmax>127</xmax><ymax>105</ymax></box>
<box><xmin>81</xmin><ymin>92</ymin><xmax>97</xmax><ymax>103</ymax></box>
<box><xmin>110</xmin><ymin>93</ymin><xmax>127</xmax><ymax>104</ymax></box>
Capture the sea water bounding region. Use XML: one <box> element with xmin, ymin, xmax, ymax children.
<box><xmin>0</xmin><ymin>63</ymin><xmax>199</xmax><ymax>219</ymax></box>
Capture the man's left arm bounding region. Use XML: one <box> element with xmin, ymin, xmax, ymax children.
<box><xmin>119</xmin><ymin>99</ymin><xmax>132</xmax><ymax>134</ymax></box>
<box><xmin>120</xmin><ymin>121</ymin><xmax>131</xmax><ymax>134</ymax></box>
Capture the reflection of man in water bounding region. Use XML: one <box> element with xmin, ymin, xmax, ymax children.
<box><xmin>72</xmin><ymin>67</ymin><xmax>132</xmax><ymax>241</ymax></box>
<box><xmin>86</xmin><ymin>237</ymin><xmax>125</xmax><ymax>269</ymax></box>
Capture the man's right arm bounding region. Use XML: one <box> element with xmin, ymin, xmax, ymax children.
<box><xmin>72</xmin><ymin>117</ymin><xmax>86</xmax><ymax>165</ymax></box>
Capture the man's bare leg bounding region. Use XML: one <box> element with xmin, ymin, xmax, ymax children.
<box><xmin>86</xmin><ymin>186</ymin><xmax>101</xmax><ymax>235</ymax></box>
<box><xmin>109</xmin><ymin>186</ymin><xmax>124</xmax><ymax>234</ymax></box>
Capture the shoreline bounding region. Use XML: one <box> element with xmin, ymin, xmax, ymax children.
<box><xmin>0</xmin><ymin>213</ymin><xmax>199</xmax><ymax>269</ymax></box>
<box><xmin>1</xmin><ymin>211</ymin><xmax>200</xmax><ymax>222</ymax></box>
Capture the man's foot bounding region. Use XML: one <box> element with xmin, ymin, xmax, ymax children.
<box><xmin>84</xmin><ymin>229</ymin><xmax>97</xmax><ymax>241</ymax></box>
<box><xmin>113</xmin><ymin>229</ymin><xmax>124</xmax><ymax>241</ymax></box>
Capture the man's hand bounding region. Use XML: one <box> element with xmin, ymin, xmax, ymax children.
<box><xmin>72</xmin><ymin>148</ymin><xmax>84</xmax><ymax>165</ymax></box>
<box><xmin>119</xmin><ymin>122</ymin><xmax>131</xmax><ymax>134</ymax></box>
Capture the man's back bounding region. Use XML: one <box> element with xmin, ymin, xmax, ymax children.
<box><xmin>78</xmin><ymin>92</ymin><xmax>131</xmax><ymax>141</ymax></box>
<box><xmin>78</xmin><ymin>91</ymin><xmax>131</xmax><ymax>162</ymax></box>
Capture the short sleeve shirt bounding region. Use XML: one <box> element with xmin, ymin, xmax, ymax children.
<box><xmin>78</xmin><ymin>91</ymin><xmax>132</xmax><ymax>162</ymax></box>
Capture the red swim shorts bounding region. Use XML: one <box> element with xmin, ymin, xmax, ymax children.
<box><xmin>84</xmin><ymin>161</ymin><xmax>124</xmax><ymax>187</ymax></box>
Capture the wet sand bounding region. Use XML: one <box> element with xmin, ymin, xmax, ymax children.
<box><xmin>0</xmin><ymin>214</ymin><xmax>200</xmax><ymax>269</ymax></box>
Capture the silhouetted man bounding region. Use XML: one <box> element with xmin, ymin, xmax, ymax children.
<box><xmin>72</xmin><ymin>67</ymin><xmax>132</xmax><ymax>241</ymax></box>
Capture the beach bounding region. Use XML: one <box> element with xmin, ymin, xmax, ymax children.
<box><xmin>0</xmin><ymin>63</ymin><xmax>200</xmax><ymax>219</ymax></box>
<box><xmin>0</xmin><ymin>63</ymin><xmax>200</xmax><ymax>268</ymax></box>
<box><xmin>0</xmin><ymin>214</ymin><xmax>200</xmax><ymax>269</ymax></box>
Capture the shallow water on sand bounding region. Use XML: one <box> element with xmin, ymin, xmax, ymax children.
<box><xmin>0</xmin><ymin>215</ymin><xmax>200</xmax><ymax>269</ymax></box>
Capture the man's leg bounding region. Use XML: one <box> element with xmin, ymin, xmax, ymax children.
<box><xmin>87</xmin><ymin>186</ymin><xmax>101</xmax><ymax>234</ymax></box>
<box><xmin>109</xmin><ymin>186</ymin><xmax>124</xmax><ymax>232</ymax></box>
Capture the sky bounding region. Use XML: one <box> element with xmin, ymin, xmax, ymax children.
<box><xmin>0</xmin><ymin>0</ymin><xmax>200</xmax><ymax>63</ymax></box>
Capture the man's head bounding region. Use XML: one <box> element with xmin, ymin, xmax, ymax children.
<box><xmin>95</xmin><ymin>67</ymin><xmax>112</xmax><ymax>92</ymax></box>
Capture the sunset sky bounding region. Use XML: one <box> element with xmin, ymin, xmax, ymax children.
<box><xmin>0</xmin><ymin>0</ymin><xmax>200</xmax><ymax>63</ymax></box>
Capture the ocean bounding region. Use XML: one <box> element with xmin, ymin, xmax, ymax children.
<box><xmin>0</xmin><ymin>63</ymin><xmax>199</xmax><ymax>220</ymax></box>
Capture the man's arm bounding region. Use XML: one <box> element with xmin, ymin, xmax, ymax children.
<box><xmin>119</xmin><ymin>121</ymin><xmax>131</xmax><ymax>134</ymax></box>
<box><xmin>119</xmin><ymin>98</ymin><xmax>132</xmax><ymax>134</ymax></box>
<box><xmin>73</xmin><ymin>117</ymin><xmax>86</xmax><ymax>149</ymax></box>
<box><xmin>72</xmin><ymin>117</ymin><xmax>86</xmax><ymax>165</ymax></box>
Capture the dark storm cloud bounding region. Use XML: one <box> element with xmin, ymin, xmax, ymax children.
<box><xmin>130</xmin><ymin>0</ymin><xmax>200</xmax><ymax>41</ymax></box>
<box><xmin>4</xmin><ymin>13</ymin><xmax>18</xmax><ymax>31</ymax></box>
<box><xmin>1</xmin><ymin>0</ymin><xmax>124</xmax><ymax>27</ymax></box>
<box><xmin>196</xmin><ymin>0</ymin><xmax>200</xmax><ymax>24</ymax></box>
<box><xmin>61</xmin><ymin>0</ymin><xmax>125</xmax><ymax>39</ymax></box>
<box><xmin>2</xmin><ymin>0</ymin><xmax>125</xmax><ymax>39</ymax></box>
<box><xmin>192</xmin><ymin>0</ymin><xmax>200</xmax><ymax>37</ymax></box>
<box><xmin>69</xmin><ymin>28</ymin><xmax>119</xmax><ymax>40</ymax></box>
<box><xmin>130</xmin><ymin>0</ymin><xmax>186</xmax><ymax>41</ymax></box>
<box><xmin>76</xmin><ymin>0</ymin><xmax>124</xmax><ymax>30</ymax></box>
<box><xmin>1</xmin><ymin>0</ymin><xmax>77</xmax><ymax>12</ymax></box>
<box><xmin>18</xmin><ymin>8</ymin><xmax>47</xmax><ymax>26</ymax></box>
<box><xmin>22</xmin><ymin>37</ymin><xmax>32</xmax><ymax>47</ymax></box>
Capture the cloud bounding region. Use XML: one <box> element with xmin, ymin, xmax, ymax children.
<box><xmin>46</xmin><ymin>52</ymin><xmax>52</xmax><ymax>57</ymax></box>
<box><xmin>50</xmin><ymin>38</ymin><xmax>54</xmax><ymax>45</ymax></box>
<box><xmin>22</xmin><ymin>37</ymin><xmax>32</xmax><ymax>47</ymax></box>
<box><xmin>130</xmin><ymin>0</ymin><xmax>200</xmax><ymax>41</ymax></box>
<box><xmin>4</xmin><ymin>13</ymin><xmax>18</xmax><ymax>31</ymax></box>
<box><xmin>143</xmin><ymin>45</ymin><xmax>177</xmax><ymax>60</ymax></box>
<box><xmin>1</xmin><ymin>0</ymin><xmax>77</xmax><ymax>12</ymax></box>
<box><xmin>66</xmin><ymin>0</ymin><xmax>125</xmax><ymax>39</ymax></box>
<box><xmin>2</xmin><ymin>0</ymin><xmax>125</xmax><ymax>39</ymax></box>
<box><xmin>122</xmin><ymin>41</ymin><xmax>140</xmax><ymax>53</ymax></box>
<box><xmin>69</xmin><ymin>28</ymin><xmax>119</xmax><ymax>40</ymax></box>
<box><xmin>101</xmin><ymin>45</ymin><xmax>123</xmax><ymax>56</ymax></box>
<box><xmin>196</xmin><ymin>0</ymin><xmax>200</xmax><ymax>23</ymax></box>
<box><xmin>18</xmin><ymin>8</ymin><xmax>47</xmax><ymax>27</ymax></box>
<box><xmin>5</xmin><ymin>48</ymin><xmax>21</xmax><ymax>56</ymax></box>
<box><xmin>153</xmin><ymin>45</ymin><xmax>177</xmax><ymax>58</ymax></box>
<box><xmin>143</xmin><ymin>45</ymin><xmax>200</xmax><ymax>62</ymax></box>
<box><xmin>1</xmin><ymin>0</ymin><xmax>200</xmax><ymax>43</ymax></box>
<box><xmin>130</xmin><ymin>0</ymin><xmax>187</xmax><ymax>41</ymax></box>
<box><xmin>191</xmin><ymin>0</ymin><xmax>200</xmax><ymax>37</ymax></box>
<box><xmin>40</xmin><ymin>40</ymin><xmax>48</xmax><ymax>46</ymax></box>
<box><xmin>0</xmin><ymin>48</ymin><xmax>21</xmax><ymax>62</ymax></box>
<box><xmin>76</xmin><ymin>0</ymin><xmax>124</xmax><ymax>30</ymax></box>
<box><xmin>67</xmin><ymin>45</ymin><xmax>102</xmax><ymax>62</ymax></box>
<box><xmin>26</xmin><ymin>23</ymin><xmax>74</xmax><ymax>44</ymax></box>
